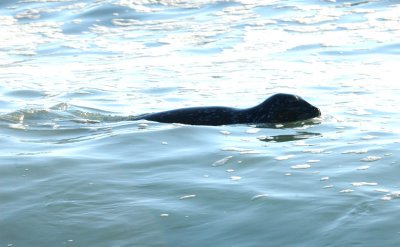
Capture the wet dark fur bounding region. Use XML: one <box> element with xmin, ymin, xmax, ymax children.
<box><xmin>132</xmin><ymin>93</ymin><xmax>321</xmax><ymax>126</ymax></box>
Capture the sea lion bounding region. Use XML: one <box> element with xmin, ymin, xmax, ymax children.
<box><xmin>132</xmin><ymin>93</ymin><xmax>321</xmax><ymax>126</ymax></box>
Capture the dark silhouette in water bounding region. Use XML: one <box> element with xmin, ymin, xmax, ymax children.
<box><xmin>132</xmin><ymin>93</ymin><xmax>321</xmax><ymax>126</ymax></box>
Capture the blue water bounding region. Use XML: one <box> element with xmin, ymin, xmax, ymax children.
<box><xmin>1</xmin><ymin>0</ymin><xmax>400</xmax><ymax>246</ymax></box>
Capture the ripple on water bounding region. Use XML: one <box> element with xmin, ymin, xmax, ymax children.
<box><xmin>5</xmin><ymin>89</ymin><xmax>45</xmax><ymax>98</ymax></box>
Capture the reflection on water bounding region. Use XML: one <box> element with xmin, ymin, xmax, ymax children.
<box><xmin>258</xmin><ymin>131</ymin><xmax>322</xmax><ymax>143</ymax></box>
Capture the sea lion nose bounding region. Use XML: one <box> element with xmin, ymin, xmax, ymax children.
<box><xmin>315</xmin><ymin>107</ymin><xmax>321</xmax><ymax>117</ymax></box>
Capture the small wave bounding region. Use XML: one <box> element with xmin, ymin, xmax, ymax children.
<box><xmin>0</xmin><ymin>103</ymin><xmax>130</xmax><ymax>130</ymax></box>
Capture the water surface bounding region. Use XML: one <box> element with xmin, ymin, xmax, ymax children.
<box><xmin>1</xmin><ymin>0</ymin><xmax>400</xmax><ymax>246</ymax></box>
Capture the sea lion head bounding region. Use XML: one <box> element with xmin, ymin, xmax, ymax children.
<box><xmin>254</xmin><ymin>93</ymin><xmax>321</xmax><ymax>123</ymax></box>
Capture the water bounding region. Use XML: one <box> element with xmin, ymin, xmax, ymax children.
<box><xmin>1</xmin><ymin>0</ymin><xmax>400</xmax><ymax>246</ymax></box>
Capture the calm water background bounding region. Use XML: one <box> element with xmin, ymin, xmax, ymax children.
<box><xmin>1</xmin><ymin>0</ymin><xmax>400</xmax><ymax>246</ymax></box>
